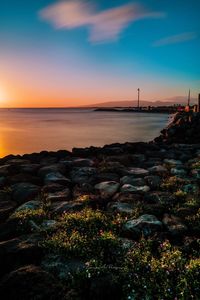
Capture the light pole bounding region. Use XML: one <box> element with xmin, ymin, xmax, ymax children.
<box><xmin>137</xmin><ymin>88</ymin><xmax>140</xmax><ymax>109</ymax></box>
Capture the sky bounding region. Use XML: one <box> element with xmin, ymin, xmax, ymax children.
<box><xmin>0</xmin><ymin>0</ymin><xmax>199</xmax><ymax>107</ymax></box>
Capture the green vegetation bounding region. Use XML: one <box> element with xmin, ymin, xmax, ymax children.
<box><xmin>43</xmin><ymin>209</ymin><xmax>125</xmax><ymax>263</ymax></box>
<box><xmin>10</xmin><ymin>208</ymin><xmax>47</xmax><ymax>232</ymax></box>
<box><xmin>161</xmin><ymin>176</ymin><xmax>186</xmax><ymax>192</ymax></box>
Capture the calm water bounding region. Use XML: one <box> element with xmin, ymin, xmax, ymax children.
<box><xmin>0</xmin><ymin>108</ymin><xmax>169</xmax><ymax>157</ymax></box>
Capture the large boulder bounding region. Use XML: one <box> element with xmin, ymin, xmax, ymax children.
<box><xmin>121</xmin><ymin>184</ymin><xmax>150</xmax><ymax>194</ymax></box>
<box><xmin>123</xmin><ymin>214</ymin><xmax>163</xmax><ymax>238</ymax></box>
<box><xmin>0</xmin><ymin>265</ymin><xmax>64</xmax><ymax>300</ymax></box>
<box><xmin>0</xmin><ymin>234</ymin><xmax>43</xmax><ymax>276</ymax></box>
<box><xmin>11</xmin><ymin>183</ymin><xmax>40</xmax><ymax>205</ymax></box>
<box><xmin>44</xmin><ymin>172</ymin><xmax>71</xmax><ymax>186</ymax></box>
<box><xmin>0</xmin><ymin>201</ymin><xmax>16</xmax><ymax>222</ymax></box>
<box><xmin>70</xmin><ymin>167</ymin><xmax>97</xmax><ymax>184</ymax></box>
<box><xmin>95</xmin><ymin>181</ymin><xmax>120</xmax><ymax>197</ymax></box>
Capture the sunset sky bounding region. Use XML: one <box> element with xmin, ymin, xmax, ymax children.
<box><xmin>0</xmin><ymin>0</ymin><xmax>199</xmax><ymax>107</ymax></box>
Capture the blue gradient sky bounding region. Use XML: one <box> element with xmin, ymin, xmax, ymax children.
<box><xmin>0</xmin><ymin>0</ymin><xmax>199</xmax><ymax>107</ymax></box>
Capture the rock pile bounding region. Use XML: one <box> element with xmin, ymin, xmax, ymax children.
<box><xmin>155</xmin><ymin>112</ymin><xmax>200</xmax><ymax>144</ymax></box>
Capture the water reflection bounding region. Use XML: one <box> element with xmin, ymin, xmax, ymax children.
<box><xmin>0</xmin><ymin>108</ymin><xmax>169</xmax><ymax>157</ymax></box>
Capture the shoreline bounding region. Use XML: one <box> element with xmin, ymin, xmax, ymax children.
<box><xmin>0</xmin><ymin>112</ymin><xmax>199</xmax><ymax>299</ymax></box>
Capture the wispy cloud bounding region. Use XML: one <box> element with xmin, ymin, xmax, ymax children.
<box><xmin>153</xmin><ymin>32</ymin><xmax>198</xmax><ymax>47</ymax></box>
<box><xmin>39</xmin><ymin>0</ymin><xmax>165</xmax><ymax>44</ymax></box>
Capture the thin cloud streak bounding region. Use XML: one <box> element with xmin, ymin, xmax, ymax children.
<box><xmin>39</xmin><ymin>0</ymin><xmax>165</xmax><ymax>43</ymax></box>
<box><xmin>153</xmin><ymin>32</ymin><xmax>198</xmax><ymax>47</ymax></box>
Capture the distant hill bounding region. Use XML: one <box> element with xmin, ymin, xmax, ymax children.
<box><xmin>82</xmin><ymin>97</ymin><xmax>196</xmax><ymax>108</ymax></box>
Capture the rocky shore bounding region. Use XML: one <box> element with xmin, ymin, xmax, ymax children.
<box><xmin>0</xmin><ymin>112</ymin><xmax>199</xmax><ymax>299</ymax></box>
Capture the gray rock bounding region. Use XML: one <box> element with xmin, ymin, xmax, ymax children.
<box><xmin>72</xmin><ymin>158</ymin><xmax>94</xmax><ymax>167</ymax></box>
<box><xmin>148</xmin><ymin>165</ymin><xmax>168</xmax><ymax>175</ymax></box>
<box><xmin>123</xmin><ymin>214</ymin><xmax>162</xmax><ymax>237</ymax></box>
<box><xmin>121</xmin><ymin>184</ymin><xmax>150</xmax><ymax>193</ymax></box>
<box><xmin>0</xmin><ymin>265</ymin><xmax>64</xmax><ymax>300</ymax></box>
<box><xmin>126</xmin><ymin>168</ymin><xmax>149</xmax><ymax>177</ymax></box>
<box><xmin>95</xmin><ymin>181</ymin><xmax>120</xmax><ymax>197</ymax></box>
<box><xmin>38</xmin><ymin>164</ymin><xmax>66</xmax><ymax>177</ymax></box>
<box><xmin>46</xmin><ymin>188</ymin><xmax>71</xmax><ymax>202</ymax></box>
<box><xmin>70</xmin><ymin>167</ymin><xmax>97</xmax><ymax>184</ymax></box>
<box><xmin>19</xmin><ymin>164</ymin><xmax>40</xmax><ymax>174</ymax></box>
<box><xmin>144</xmin><ymin>175</ymin><xmax>161</xmax><ymax>189</ymax></box>
<box><xmin>42</xmin><ymin>255</ymin><xmax>85</xmax><ymax>281</ymax></box>
<box><xmin>15</xmin><ymin>200</ymin><xmax>41</xmax><ymax>212</ymax></box>
<box><xmin>191</xmin><ymin>169</ymin><xmax>200</xmax><ymax>179</ymax></box>
<box><xmin>0</xmin><ymin>165</ymin><xmax>10</xmax><ymax>176</ymax></box>
<box><xmin>50</xmin><ymin>201</ymin><xmax>84</xmax><ymax>215</ymax></box>
<box><xmin>0</xmin><ymin>234</ymin><xmax>43</xmax><ymax>276</ymax></box>
<box><xmin>120</xmin><ymin>176</ymin><xmax>145</xmax><ymax>186</ymax></box>
<box><xmin>164</xmin><ymin>159</ymin><xmax>182</xmax><ymax>166</ymax></box>
<box><xmin>11</xmin><ymin>183</ymin><xmax>40</xmax><ymax>205</ymax></box>
<box><xmin>170</xmin><ymin>168</ymin><xmax>187</xmax><ymax>176</ymax></box>
<box><xmin>107</xmin><ymin>202</ymin><xmax>135</xmax><ymax>215</ymax></box>
<box><xmin>40</xmin><ymin>220</ymin><xmax>57</xmax><ymax>231</ymax></box>
<box><xmin>182</xmin><ymin>184</ymin><xmax>199</xmax><ymax>194</ymax></box>
<box><xmin>44</xmin><ymin>172</ymin><xmax>71</xmax><ymax>186</ymax></box>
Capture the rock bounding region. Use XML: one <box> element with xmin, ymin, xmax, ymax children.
<box><xmin>170</xmin><ymin>168</ymin><xmax>187</xmax><ymax>176</ymax></box>
<box><xmin>182</xmin><ymin>184</ymin><xmax>199</xmax><ymax>194</ymax></box>
<box><xmin>144</xmin><ymin>175</ymin><xmax>161</xmax><ymax>189</ymax></box>
<box><xmin>7</xmin><ymin>158</ymin><xmax>30</xmax><ymax>165</ymax></box>
<box><xmin>191</xmin><ymin>169</ymin><xmax>200</xmax><ymax>179</ymax></box>
<box><xmin>70</xmin><ymin>167</ymin><xmax>97</xmax><ymax>184</ymax></box>
<box><xmin>42</xmin><ymin>183</ymin><xmax>66</xmax><ymax>193</ymax></box>
<box><xmin>42</xmin><ymin>255</ymin><xmax>85</xmax><ymax>281</ymax></box>
<box><xmin>162</xmin><ymin>214</ymin><xmax>188</xmax><ymax>236</ymax></box>
<box><xmin>0</xmin><ymin>234</ymin><xmax>43</xmax><ymax>276</ymax></box>
<box><xmin>144</xmin><ymin>192</ymin><xmax>176</xmax><ymax>205</ymax></box>
<box><xmin>96</xmin><ymin>172</ymin><xmax>120</xmax><ymax>183</ymax></box>
<box><xmin>72</xmin><ymin>158</ymin><xmax>95</xmax><ymax>167</ymax></box>
<box><xmin>123</xmin><ymin>214</ymin><xmax>163</xmax><ymax>238</ymax></box>
<box><xmin>164</xmin><ymin>159</ymin><xmax>182</xmax><ymax>166</ymax></box>
<box><xmin>14</xmin><ymin>200</ymin><xmax>41</xmax><ymax>212</ymax></box>
<box><xmin>0</xmin><ymin>265</ymin><xmax>64</xmax><ymax>300</ymax></box>
<box><xmin>11</xmin><ymin>183</ymin><xmax>40</xmax><ymax>205</ymax></box>
<box><xmin>120</xmin><ymin>176</ymin><xmax>145</xmax><ymax>186</ymax></box>
<box><xmin>121</xmin><ymin>184</ymin><xmax>150</xmax><ymax>193</ymax></box>
<box><xmin>0</xmin><ymin>176</ymin><xmax>6</xmax><ymax>188</ymax></box>
<box><xmin>148</xmin><ymin>165</ymin><xmax>168</xmax><ymax>175</ymax></box>
<box><xmin>19</xmin><ymin>164</ymin><xmax>40</xmax><ymax>174</ymax></box>
<box><xmin>0</xmin><ymin>165</ymin><xmax>10</xmax><ymax>176</ymax></box>
<box><xmin>107</xmin><ymin>202</ymin><xmax>135</xmax><ymax>215</ymax></box>
<box><xmin>8</xmin><ymin>173</ymin><xmax>41</xmax><ymax>185</ymax></box>
<box><xmin>0</xmin><ymin>190</ymin><xmax>11</xmax><ymax>202</ymax></box>
<box><xmin>40</xmin><ymin>220</ymin><xmax>57</xmax><ymax>231</ymax></box>
<box><xmin>130</xmin><ymin>154</ymin><xmax>146</xmax><ymax>163</ymax></box>
<box><xmin>112</xmin><ymin>192</ymin><xmax>142</xmax><ymax>203</ymax></box>
<box><xmin>95</xmin><ymin>181</ymin><xmax>120</xmax><ymax>197</ymax></box>
<box><xmin>44</xmin><ymin>172</ymin><xmax>71</xmax><ymax>186</ymax></box>
<box><xmin>50</xmin><ymin>201</ymin><xmax>84</xmax><ymax>215</ymax></box>
<box><xmin>38</xmin><ymin>164</ymin><xmax>66</xmax><ymax>177</ymax></box>
<box><xmin>125</xmin><ymin>167</ymin><xmax>149</xmax><ymax>177</ymax></box>
<box><xmin>73</xmin><ymin>183</ymin><xmax>94</xmax><ymax>198</ymax></box>
<box><xmin>46</xmin><ymin>188</ymin><xmax>71</xmax><ymax>202</ymax></box>
<box><xmin>0</xmin><ymin>201</ymin><xmax>16</xmax><ymax>222</ymax></box>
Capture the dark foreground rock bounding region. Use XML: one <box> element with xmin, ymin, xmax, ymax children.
<box><xmin>0</xmin><ymin>265</ymin><xmax>64</xmax><ymax>300</ymax></box>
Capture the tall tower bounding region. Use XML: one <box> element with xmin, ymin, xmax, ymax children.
<box><xmin>187</xmin><ymin>89</ymin><xmax>191</xmax><ymax>106</ymax></box>
<box><xmin>137</xmin><ymin>88</ymin><xmax>140</xmax><ymax>109</ymax></box>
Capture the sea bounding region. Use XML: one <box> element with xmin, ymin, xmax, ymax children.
<box><xmin>0</xmin><ymin>108</ymin><xmax>170</xmax><ymax>158</ymax></box>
